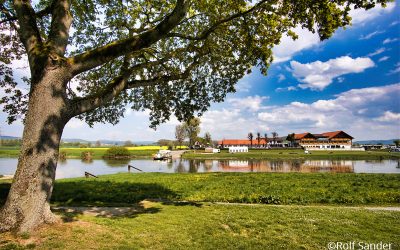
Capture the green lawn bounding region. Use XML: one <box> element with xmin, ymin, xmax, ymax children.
<box><xmin>0</xmin><ymin>202</ymin><xmax>398</xmax><ymax>249</ymax></box>
<box><xmin>2</xmin><ymin>173</ymin><xmax>399</xmax><ymax>206</ymax></box>
<box><xmin>183</xmin><ymin>149</ymin><xmax>400</xmax><ymax>160</ymax></box>
<box><xmin>1</xmin><ymin>173</ymin><xmax>399</xmax><ymax>249</ymax></box>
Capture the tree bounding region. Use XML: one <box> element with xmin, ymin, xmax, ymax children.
<box><xmin>95</xmin><ymin>140</ymin><xmax>101</xmax><ymax>147</ymax></box>
<box><xmin>248</xmin><ymin>132</ymin><xmax>253</xmax><ymax>148</ymax></box>
<box><xmin>157</xmin><ymin>139</ymin><xmax>173</xmax><ymax>146</ymax></box>
<box><xmin>204</xmin><ymin>132</ymin><xmax>212</xmax><ymax>146</ymax></box>
<box><xmin>286</xmin><ymin>133</ymin><xmax>296</xmax><ymax>147</ymax></box>
<box><xmin>0</xmin><ymin>0</ymin><xmax>388</xmax><ymax>233</ymax></box>
<box><xmin>175</xmin><ymin>124</ymin><xmax>187</xmax><ymax>148</ymax></box>
<box><xmin>394</xmin><ymin>140</ymin><xmax>400</xmax><ymax>147</ymax></box>
<box><xmin>264</xmin><ymin>133</ymin><xmax>268</xmax><ymax>147</ymax></box>
<box><xmin>272</xmin><ymin>132</ymin><xmax>278</xmax><ymax>145</ymax></box>
<box><xmin>183</xmin><ymin>118</ymin><xmax>201</xmax><ymax>148</ymax></box>
<box><xmin>256</xmin><ymin>132</ymin><xmax>261</xmax><ymax>148</ymax></box>
<box><xmin>124</xmin><ymin>140</ymin><xmax>134</xmax><ymax>147</ymax></box>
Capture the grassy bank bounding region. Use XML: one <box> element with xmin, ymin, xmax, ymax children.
<box><xmin>183</xmin><ymin>149</ymin><xmax>400</xmax><ymax>160</ymax></box>
<box><xmin>1</xmin><ymin>173</ymin><xmax>399</xmax><ymax>206</ymax></box>
<box><xmin>0</xmin><ymin>146</ymin><xmax>166</xmax><ymax>159</ymax></box>
<box><xmin>1</xmin><ymin>201</ymin><xmax>399</xmax><ymax>249</ymax></box>
<box><xmin>1</xmin><ymin>173</ymin><xmax>399</xmax><ymax>249</ymax></box>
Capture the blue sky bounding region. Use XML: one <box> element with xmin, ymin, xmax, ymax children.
<box><xmin>1</xmin><ymin>2</ymin><xmax>399</xmax><ymax>142</ymax></box>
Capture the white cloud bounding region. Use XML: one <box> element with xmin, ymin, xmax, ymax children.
<box><xmin>275</xmin><ymin>86</ymin><xmax>298</xmax><ymax>92</ymax></box>
<box><xmin>375</xmin><ymin>111</ymin><xmax>400</xmax><ymax>122</ymax></box>
<box><xmin>257</xmin><ymin>83</ymin><xmax>400</xmax><ymax>139</ymax></box>
<box><xmin>272</xmin><ymin>3</ymin><xmax>396</xmax><ymax>63</ymax></box>
<box><xmin>65</xmin><ymin>118</ymin><xmax>86</xmax><ymax>129</ymax></box>
<box><xmin>383</xmin><ymin>38</ymin><xmax>399</xmax><ymax>44</ymax></box>
<box><xmin>349</xmin><ymin>2</ymin><xmax>396</xmax><ymax>25</ymax></box>
<box><xmin>272</xmin><ymin>26</ymin><xmax>320</xmax><ymax>63</ymax></box>
<box><xmin>367</xmin><ymin>48</ymin><xmax>386</xmax><ymax>57</ymax></box>
<box><xmin>227</xmin><ymin>95</ymin><xmax>268</xmax><ymax>112</ymax></box>
<box><xmin>378</xmin><ymin>56</ymin><xmax>390</xmax><ymax>62</ymax></box>
<box><xmin>235</xmin><ymin>80</ymin><xmax>251</xmax><ymax>93</ymax></box>
<box><xmin>390</xmin><ymin>20</ymin><xmax>400</xmax><ymax>26</ymax></box>
<box><xmin>290</xmin><ymin>56</ymin><xmax>375</xmax><ymax>90</ymax></box>
<box><xmin>389</xmin><ymin>63</ymin><xmax>400</xmax><ymax>74</ymax></box>
<box><xmin>200</xmin><ymin>108</ymin><xmax>270</xmax><ymax>138</ymax></box>
<box><xmin>277</xmin><ymin>74</ymin><xmax>286</xmax><ymax>82</ymax></box>
<box><xmin>360</xmin><ymin>31</ymin><xmax>384</xmax><ymax>40</ymax></box>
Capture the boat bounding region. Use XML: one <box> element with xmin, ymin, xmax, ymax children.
<box><xmin>153</xmin><ymin>150</ymin><xmax>172</xmax><ymax>160</ymax></box>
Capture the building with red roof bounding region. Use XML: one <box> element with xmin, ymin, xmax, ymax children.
<box><xmin>294</xmin><ymin>131</ymin><xmax>354</xmax><ymax>150</ymax></box>
<box><xmin>218</xmin><ymin>131</ymin><xmax>355</xmax><ymax>150</ymax></box>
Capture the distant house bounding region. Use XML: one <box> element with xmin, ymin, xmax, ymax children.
<box><xmin>294</xmin><ymin>131</ymin><xmax>356</xmax><ymax>150</ymax></box>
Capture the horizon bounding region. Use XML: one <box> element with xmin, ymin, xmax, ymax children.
<box><xmin>1</xmin><ymin>3</ymin><xmax>399</xmax><ymax>142</ymax></box>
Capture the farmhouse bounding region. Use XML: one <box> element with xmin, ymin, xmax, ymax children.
<box><xmin>218</xmin><ymin>131</ymin><xmax>357</xmax><ymax>150</ymax></box>
<box><xmin>294</xmin><ymin>131</ymin><xmax>354</xmax><ymax>150</ymax></box>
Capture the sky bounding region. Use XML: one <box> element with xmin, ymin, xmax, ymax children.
<box><xmin>1</xmin><ymin>2</ymin><xmax>399</xmax><ymax>142</ymax></box>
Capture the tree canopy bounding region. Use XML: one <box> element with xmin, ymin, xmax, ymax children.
<box><xmin>0</xmin><ymin>0</ymin><xmax>389</xmax><ymax>128</ymax></box>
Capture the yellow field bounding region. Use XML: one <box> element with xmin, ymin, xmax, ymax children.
<box><xmin>63</xmin><ymin>146</ymin><xmax>188</xmax><ymax>151</ymax></box>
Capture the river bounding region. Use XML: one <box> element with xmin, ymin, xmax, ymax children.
<box><xmin>0</xmin><ymin>158</ymin><xmax>399</xmax><ymax>179</ymax></box>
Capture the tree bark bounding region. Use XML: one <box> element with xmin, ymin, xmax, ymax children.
<box><xmin>0</xmin><ymin>66</ymin><xmax>71</xmax><ymax>233</ymax></box>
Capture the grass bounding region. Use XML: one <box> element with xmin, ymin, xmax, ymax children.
<box><xmin>0</xmin><ymin>146</ymin><xmax>188</xmax><ymax>159</ymax></box>
<box><xmin>0</xmin><ymin>147</ymin><xmax>160</xmax><ymax>159</ymax></box>
<box><xmin>0</xmin><ymin>173</ymin><xmax>399</xmax><ymax>249</ymax></box>
<box><xmin>0</xmin><ymin>201</ymin><xmax>399</xmax><ymax>249</ymax></box>
<box><xmin>1</xmin><ymin>173</ymin><xmax>399</xmax><ymax>206</ymax></box>
<box><xmin>183</xmin><ymin>149</ymin><xmax>400</xmax><ymax>160</ymax></box>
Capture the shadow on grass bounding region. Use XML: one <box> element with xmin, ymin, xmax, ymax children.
<box><xmin>0</xmin><ymin>180</ymin><xmax>202</xmax><ymax>221</ymax></box>
<box><xmin>53</xmin><ymin>204</ymin><xmax>162</xmax><ymax>222</ymax></box>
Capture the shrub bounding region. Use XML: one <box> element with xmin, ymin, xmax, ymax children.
<box><xmin>59</xmin><ymin>151</ymin><xmax>67</xmax><ymax>161</ymax></box>
<box><xmin>81</xmin><ymin>151</ymin><xmax>93</xmax><ymax>161</ymax></box>
<box><xmin>104</xmin><ymin>146</ymin><xmax>131</xmax><ymax>159</ymax></box>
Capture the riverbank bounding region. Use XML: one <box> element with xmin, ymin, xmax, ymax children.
<box><xmin>182</xmin><ymin>149</ymin><xmax>400</xmax><ymax>160</ymax></box>
<box><xmin>0</xmin><ymin>172</ymin><xmax>399</xmax><ymax>249</ymax></box>
<box><xmin>2</xmin><ymin>172</ymin><xmax>399</xmax><ymax>206</ymax></box>
<box><xmin>0</xmin><ymin>147</ymin><xmax>161</xmax><ymax>159</ymax></box>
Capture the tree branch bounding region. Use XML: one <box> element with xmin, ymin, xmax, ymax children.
<box><xmin>69</xmin><ymin>0</ymin><xmax>189</xmax><ymax>76</ymax></box>
<box><xmin>69</xmin><ymin>51</ymin><xmax>202</xmax><ymax>116</ymax></box>
<box><xmin>47</xmin><ymin>0</ymin><xmax>72</xmax><ymax>56</ymax></box>
<box><xmin>11</xmin><ymin>0</ymin><xmax>43</xmax><ymax>53</ymax></box>
<box><xmin>167</xmin><ymin>0</ymin><xmax>269</xmax><ymax>41</ymax></box>
<box><xmin>0</xmin><ymin>4</ymin><xmax>53</xmax><ymax>24</ymax></box>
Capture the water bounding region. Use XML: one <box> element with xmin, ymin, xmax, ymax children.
<box><xmin>1</xmin><ymin>158</ymin><xmax>399</xmax><ymax>179</ymax></box>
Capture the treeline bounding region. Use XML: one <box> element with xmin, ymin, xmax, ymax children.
<box><xmin>0</xmin><ymin>139</ymin><xmax>22</xmax><ymax>147</ymax></box>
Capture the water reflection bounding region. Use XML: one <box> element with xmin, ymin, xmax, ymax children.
<box><xmin>0</xmin><ymin>158</ymin><xmax>399</xmax><ymax>179</ymax></box>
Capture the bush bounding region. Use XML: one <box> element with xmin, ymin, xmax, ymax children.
<box><xmin>104</xmin><ymin>146</ymin><xmax>131</xmax><ymax>159</ymax></box>
<box><xmin>81</xmin><ymin>151</ymin><xmax>93</xmax><ymax>161</ymax></box>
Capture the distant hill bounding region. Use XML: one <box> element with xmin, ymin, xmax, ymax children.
<box><xmin>354</xmin><ymin>139</ymin><xmax>398</xmax><ymax>145</ymax></box>
<box><xmin>97</xmin><ymin>140</ymin><xmax>156</xmax><ymax>146</ymax></box>
<box><xmin>0</xmin><ymin>136</ymin><xmax>20</xmax><ymax>140</ymax></box>
<box><xmin>61</xmin><ymin>138</ymin><xmax>91</xmax><ymax>143</ymax></box>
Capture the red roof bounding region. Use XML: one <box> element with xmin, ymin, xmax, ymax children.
<box><xmin>321</xmin><ymin>131</ymin><xmax>353</xmax><ymax>139</ymax></box>
<box><xmin>219</xmin><ymin>139</ymin><xmax>268</xmax><ymax>145</ymax></box>
<box><xmin>294</xmin><ymin>131</ymin><xmax>353</xmax><ymax>140</ymax></box>
<box><xmin>294</xmin><ymin>133</ymin><xmax>314</xmax><ymax>140</ymax></box>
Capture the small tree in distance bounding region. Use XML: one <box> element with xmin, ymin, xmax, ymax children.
<box><xmin>175</xmin><ymin>124</ymin><xmax>187</xmax><ymax>148</ymax></box>
<box><xmin>256</xmin><ymin>132</ymin><xmax>261</xmax><ymax>148</ymax></box>
<box><xmin>248</xmin><ymin>132</ymin><xmax>254</xmax><ymax>148</ymax></box>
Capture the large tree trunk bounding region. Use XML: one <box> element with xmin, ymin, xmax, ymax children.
<box><xmin>0</xmin><ymin>67</ymin><xmax>70</xmax><ymax>233</ymax></box>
